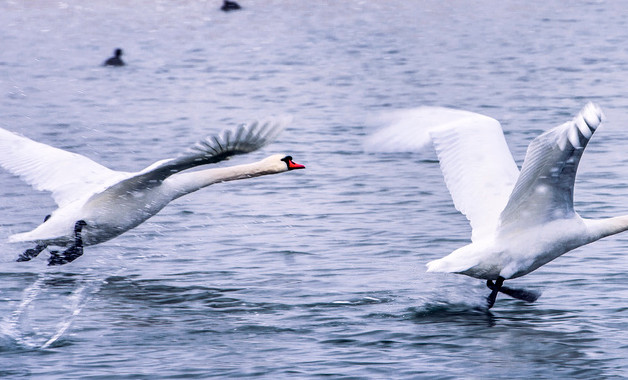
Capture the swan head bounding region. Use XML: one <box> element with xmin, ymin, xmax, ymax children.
<box><xmin>281</xmin><ymin>155</ymin><xmax>306</xmax><ymax>171</ymax></box>
<box><xmin>260</xmin><ymin>154</ymin><xmax>305</xmax><ymax>172</ymax></box>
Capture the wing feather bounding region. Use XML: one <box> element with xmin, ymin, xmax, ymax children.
<box><xmin>365</xmin><ymin>107</ymin><xmax>520</xmax><ymax>241</ymax></box>
<box><xmin>0</xmin><ymin>127</ymin><xmax>125</xmax><ymax>207</ymax></box>
<box><xmin>428</xmin><ymin>110</ymin><xmax>520</xmax><ymax>241</ymax></box>
<box><xmin>98</xmin><ymin>117</ymin><xmax>287</xmax><ymax>196</ymax></box>
<box><xmin>498</xmin><ymin>102</ymin><xmax>603</xmax><ymax>231</ymax></box>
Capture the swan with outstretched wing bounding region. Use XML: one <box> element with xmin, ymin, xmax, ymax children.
<box><xmin>0</xmin><ymin>119</ymin><xmax>305</xmax><ymax>265</ymax></box>
<box><xmin>370</xmin><ymin>103</ymin><xmax>627</xmax><ymax>308</ymax></box>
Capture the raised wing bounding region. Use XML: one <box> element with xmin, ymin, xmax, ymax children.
<box><xmin>364</xmin><ymin>108</ymin><xmax>436</xmax><ymax>152</ymax></box>
<box><xmin>0</xmin><ymin>127</ymin><xmax>126</xmax><ymax>207</ymax></box>
<box><xmin>498</xmin><ymin>103</ymin><xmax>603</xmax><ymax>231</ymax></box>
<box><xmin>365</xmin><ymin>107</ymin><xmax>520</xmax><ymax>241</ymax></box>
<box><xmin>99</xmin><ymin>118</ymin><xmax>287</xmax><ymax>195</ymax></box>
<box><xmin>427</xmin><ymin>108</ymin><xmax>520</xmax><ymax>241</ymax></box>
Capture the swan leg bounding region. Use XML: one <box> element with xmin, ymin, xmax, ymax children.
<box><xmin>486</xmin><ymin>278</ymin><xmax>541</xmax><ymax>304</ymax></box>
<box><xmin>62</xmin><ymin>244</ymin><xmax>84</xmax><ymax>264</ymax></box>
<box><xmin>17</xmin><ymin>244</ymin><xmax>47</xmax><ymax>262</ymax></box>
<box><xmin>48</xmin><ymin>220</ymin><xmax>86</xmax><ymax>266</ymax></box>
<box><xmin>486</xmin><ymin>277</ymin><xmax>504</xmax><ymax>309</ymax></box>
<box><xmin>48</xmin><ymin>251</ymin><xmax>65</xmax><ymax>266</ymax></box>
<box><xmin>47</xmin><ymin>244</ymin><xmax>83</xmax><ymax>266</ymax></box>
<box><xmin>17</xmin><ymin>215</ymin><xmax>52</xmax><ymax>262</ymax></box>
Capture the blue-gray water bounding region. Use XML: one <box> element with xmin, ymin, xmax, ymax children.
<box><xmin>2</xmin><ymin>1</ymin><xmax>628</xmax><ymax>378</ymax></box>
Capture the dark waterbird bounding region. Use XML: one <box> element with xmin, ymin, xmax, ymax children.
<box><xmin>103</xmin><ymin>48</ymin><xmax>125</xmax><ymax>66</ymax></box>
<box><xmin>221</xmin><ymin>0</ymin><xmax>241</xmax><ymax>11</ymax></box>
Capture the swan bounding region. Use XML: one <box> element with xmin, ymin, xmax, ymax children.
<box><xmin>104</xmin><ymin>48</ymin><xmax>125</xmax><ymax>66</ymax></box>
<box><xmin>370</xmin><ymin>102</ymin><xmax>628</xmax><ymax>308</ymax></box>
<box><xmin>0</xmin><ymin>120</ymin><xmax>304</xmax><ymax>265</ymax></box>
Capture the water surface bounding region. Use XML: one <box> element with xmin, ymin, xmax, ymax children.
<box><xmin>2</xmin><ymin>1</ymin><xmax>628</xmax><ymax>378</ymax></box>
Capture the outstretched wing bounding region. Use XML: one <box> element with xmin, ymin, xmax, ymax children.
<box><xmin>498</xmin><ymin>102</ymin><xmax>603</xmax><ymax>231</ymax></box>
<box><xmin>100</xmin><ymin>118</ymin><xmax>287</xmax><ymax>194</ymax></box>
<box><xmin>365</xmin><ymin>107</ymin><xmax>520</xmax><ymax>241</ymax></box>
<box><xmin>427</xmin><ymin>108</ymin><xmax>520</xmax><ymax>241</ymax></box>
<box><xmin>0</xmin><ymin>127</ymin><xmax>126</xmax><ymax>207</ymax></box>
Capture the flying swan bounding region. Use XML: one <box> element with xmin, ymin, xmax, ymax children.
<box><xmin>369</xmin><ymin>102</ymin><xmax>627</xmax><ymax>308</ymax></box>
<box><xmin>0</xmin><ymin>120</ymin><xmax>305</xmax><ymax>265</ymax></box>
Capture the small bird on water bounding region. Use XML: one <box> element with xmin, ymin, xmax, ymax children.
<box><xmin>104</xmin><ymin>48</ymin><xmax>125</xmax><ymax>67</ymax></box>
<box><xmin>221</xmin><ymin>0</ymin><xmax>241</xmax><ymax>12</ymax></box>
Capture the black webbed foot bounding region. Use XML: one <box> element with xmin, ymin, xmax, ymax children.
<box><xmin>47</xmin><ymin>247</ymin><xmax>84</xmax><ymax>266</ymax></box>
<box><xmin>17</xmin><ymin>244</ymin><xmax>47</xmax><ymax>262</ymax></box>
<box><xmin>497</xmin><ymin>285</ymin><xmax>540</xmax><ymax>303</ymax></box>
<box><xmin>48</xmin><ymin>251</ymin><xmax>66</xmax><ymax>266</ymax></box>
<box><xmin>486</xmin><ymin>277</ymin><xmax>541</xmax><ymax>306</ymax></box>
<box><xmin>17</xmin><ymin>215</ymin><xmax>52</xmax><ymax>262</ymax></box>
<box><xmin>47</xmin><ymin>220</ymin><xmax>87</xmax><ymax>266</ymax></box>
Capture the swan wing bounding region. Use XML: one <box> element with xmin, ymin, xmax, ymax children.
<box><xmin>364</xmin><ymin>108</ymin><xmax>437</xmax><ymax>152</ymax></box>
<box><xmin>0</xmin><ymin>127</ymin><xmax>126</xmax><ymax>207</ymax></box>
<box><xmin>427</xmin><ymin>108</ymin><xmax>520</xmax><ymax>241</ymax></box>
<box><xmin>101</xmin><ymin>118</ymin><xmax>287</xmax><ymax>194</ymax></box>
<box><xmin>498</xmin><ymin>103</ymin><xmax>604</xmax><ymax>231</ymax></box>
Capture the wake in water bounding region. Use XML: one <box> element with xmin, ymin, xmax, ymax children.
<box><xmin>0</xmin><ymin>265</ymin><xmax>123</xmax><ymax>350</ymax></box>
<box><xmin>0</xmin><ymin>274</ymin><xmax>46</xmax><ymax>348</ymax></box>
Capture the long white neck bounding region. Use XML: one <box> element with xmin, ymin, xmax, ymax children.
<box><xmin>165</xmin><ymin>160</ymin><xmax>281</xmax><ymax>200</ymax></box>
<box><xmin>584</xmin><ymin>215</ymin><xmax>628</xmax><ymax>242</ymax></box>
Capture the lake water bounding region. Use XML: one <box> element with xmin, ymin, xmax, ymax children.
<box><xmin>2</xmin><ymin>0</ymin><xmax>628</xmax><ymax>378</ymax></box>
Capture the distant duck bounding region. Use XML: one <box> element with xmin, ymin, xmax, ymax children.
<box><xmin>0</xmin><ymin>119</ymin><xmax>304</xmax><ymax>265</ymax></box>
<box><xmin>104</xmin><ymin>48</ymin><xmax>125</xmax><ymax>66</ymax></box>
<box><xmin>221</xmin><ymin>0</ymin><xmax>241</xmax><ymax>11</ymax></box>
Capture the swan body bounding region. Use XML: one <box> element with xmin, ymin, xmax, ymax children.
<box><xmin>421</xmin><ymin>102</ymin><xmax>628</xmax><ymax>281</ymax></box>
<box><xmin>369</xmin><ymin>102</ymin><xmax>627</xmax><ymax>306</ymax></box>
<box><xmin>0</xmin><ymin>120</ymin><xmax>304</xmax><ymax>253</ymax></box>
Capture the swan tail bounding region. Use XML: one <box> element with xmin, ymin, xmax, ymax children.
<box><xmin>425</xmin><ymin>244</ymin><xmax>485</xmax><ymax>275</ymax></box>
<box><xmin>426</xmin><ymin>257</ymin><xmax>474</xmax><ymax>274</ymax></box>
<box><xmin>8</xmin><ymin>232</ymin><xmax>33</xmax><ymax>243</ymax></box>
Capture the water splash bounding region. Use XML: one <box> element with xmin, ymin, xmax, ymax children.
<box><xmin>41</xmin><ymin>283</ymin><xmax>86</xmax><ymax>349</ymax></box>
<box><xmin>1</xmin><ymin>263</ymin><xmax>125</xmax><ymax>350</ymax></box>
<box><xmin>0</xmin><ymin>273</ymin><xmax>46</xmax><ymax>348</ymax></box>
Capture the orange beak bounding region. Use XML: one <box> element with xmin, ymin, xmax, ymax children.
<box><xmin>287</xmin><ymin>159</ymin><xmax>305</xmax><ymax>170</ymax></box>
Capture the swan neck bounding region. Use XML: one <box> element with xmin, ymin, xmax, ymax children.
<box><xmin>206</xmin><ymin>161</ymin><xmax>275</xmax><ymax>183</ymax></box>
<box><xmin>168</xmin><ymin>160</ymin><xmax>278</xmax><ymax>197</ymax></box>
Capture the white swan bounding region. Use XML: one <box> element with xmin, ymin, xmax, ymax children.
<box><xmin>370</xmin><ymin>103</ymin><xmax>628</xmax><ymax>308</ymax></box>
<box><xmin>0</xmin><ymin>120</ymin><xmax>305</xmax><ymax>265</ymax></box>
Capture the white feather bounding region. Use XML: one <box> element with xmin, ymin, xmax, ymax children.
<box><xmin>0</xmin><ymin>128</ymin><xmax>128</xmax><ymax>207</ymax></box>
<box><xmin>365</xmin><ymin>106</ymin><xmax>519</xmax><ymax>241</ymax></box>
<box><xmin>1</xmin><ymin>118</ymin><xmax>297</xmax><ymax>248</ymax></box>
<box><xmin>428</xmin><ymin>112</ymin><xmax>519</xmax><ymax>241</ymax></box>
<box><xmin>369</xmin><ymin>103</ymin><xmax>628</xmax><ymax>283</ymax></box>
